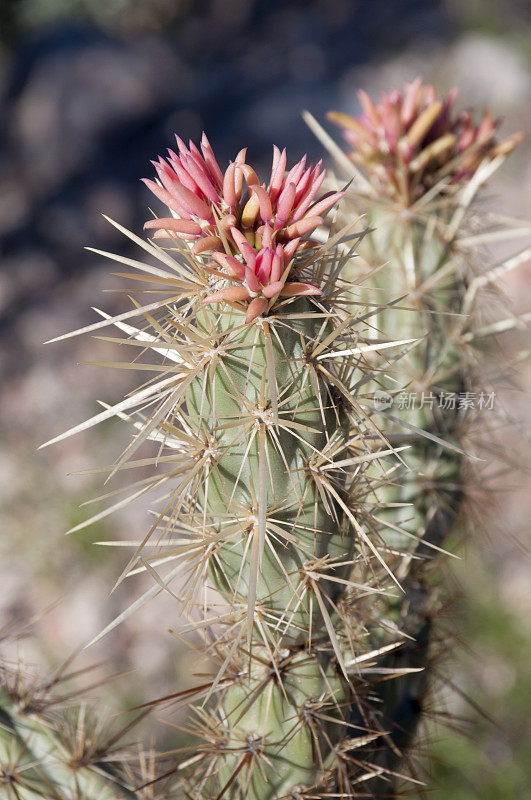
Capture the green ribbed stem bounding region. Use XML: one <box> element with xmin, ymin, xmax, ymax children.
<box><xmin>218</xmin><ymin>650</ymin><xmax>344</xmax><ymax>797</ymax></box>
<box><xmin>361</xmin><ymin>206</ymin><xmax>464</xmax><ymax>784</ymax></box>
<box><xmin>367</xmin><ymin>207</ymin><xmax>462</xmax><ymax>553</ymax></box>
<box><xmin>186</xmin><ymin>301</ymin><xmax>350</xmax><ymax>631</ymax></box>
<box><xmin>185</xmin><ymin>300</ymin><xmax>352</xmax><ymax>798</ymax></box>
<box><xmin>0</xmin><ymin>687</ymin><xmax>136</xmax><ymax>800</ymax></box>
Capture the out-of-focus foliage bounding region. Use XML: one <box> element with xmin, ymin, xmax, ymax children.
<box><xmin>446</xmin><ymin>0</ymin><xmax>531</xmax><ymax>37</ymax></box>
<box><xmin>2</xmin><ymin>0</ymin><xmax>192</xmax><ymax>39</ymax></box>
<box><xmin>428</xmin><ymin>560</ymin><xmax>531</xmax><ymax>799</ymax></box>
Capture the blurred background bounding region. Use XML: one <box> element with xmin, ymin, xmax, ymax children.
<box><xmin>0</xmin><ymin>1</ymin><xmax>529</xmax><ymax>796</ymax></box>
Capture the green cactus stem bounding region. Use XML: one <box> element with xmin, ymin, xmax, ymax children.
<box><xmin>0</xmin><ymin>662</ymin><xmax>152</xmax><ymax>800</ymax></box>
<box><xmin>42</xmin><ymin>134</ymin><xmax>420</xmax><ymax>799</ymax></box>
<box><xmin>320</xmin><ymin>81</ymin><xmax>526</xmax><ymax>788</ymax></box>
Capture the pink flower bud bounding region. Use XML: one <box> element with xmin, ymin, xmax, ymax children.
<box><xmin>211</xmin><ymin>251</ymin><xmax>246</xmax><ymax>280</ymax></box>
<box><xmin>262</xmin><ymin>280</ymin><xmax>285</xmax><ymax>299</ymax></box>
<box><xmin>276</xmin><ymin>182</ymin><xmax>296</xmax><ymax>226</ymax></box>
<box><xmin>223</xmin><ymin>163</ymin><xmax>237</xmax><ymax>208</ymax></box>
<box><xmin>255</xmin><ymin>248</ymin><xmax>273</xmax><ymax>284</ymax></box>
<box><xmin>279</xmin><ymin>282</ymin><xmax>322</xmax><ymax>298</ymax></box>
<box><xmin>269</xmin><ymin>146</ymin><xmax>287</xmax><ymax>202</ymax></box>
<box><xmin>202</xmin><ymin>285</ymin><xmax>250</xmax><ymax>305</ymax></box>
<box><xmin>200</xmin><ymin>133</ymin><xmax>224</xmax><ymax>188</ymax></box>
<box><xmin>285</xmin><ymin>216</ymin><xmax>323</xmax><ymax>238</ymax></box>
<box><xmin>142</xmin><ymin>179</ymin><xmax>190</xmax><ymax>219</ymax></box>
<box><xmin>249</xmin><ymin>185</ymin><xmax>273</xmax><ymax>223</ymax></box>
<box><xmin>245</xmin><ymin>297</ymin><xmax>268</xmax><ymax>323</ymax></box>
<box><xmin>245</xmin><ymin>265</ymin><xmax>261</xmax><ymax>294</ymax></box>
<box><xmin>171</xmin><ymin>182</ymin><xmax>213</xmax><ymax>221</ymax></box>
<box><xmin>144</xmin><ymin>217</ymin><xmax>202</xmax><ymax>236</ymax></box>
<box><xmin>270</xmin><ymin>245</ymin><xmax>285</xmax><ymax>284</ymax></box>
<box><xmin>192</xmin><ymin>236</ymin><xmax>224</xmax><ymax>254</ymax></box>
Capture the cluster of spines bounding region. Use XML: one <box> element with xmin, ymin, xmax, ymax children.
<box><xmin>0</xmin><ymin>644</ymin><xmax>178</xmax><ymax>800</ymax></box>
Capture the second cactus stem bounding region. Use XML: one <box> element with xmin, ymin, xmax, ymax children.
<box><xmin>326</xmin><ymin>79</ymin><xmax>523</xmax><ymax>781</ymax></box>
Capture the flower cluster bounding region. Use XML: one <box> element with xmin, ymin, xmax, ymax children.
<box><xmin>328</xmin><ymin>78</ymin><xmax>523</xmax><ymax>205</ymax></box>
<box><xmin>143</xmin><ymin>134</ymin><xmax>343</xmax><ymax>322</ymax></box>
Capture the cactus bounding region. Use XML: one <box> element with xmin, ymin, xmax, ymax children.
<box><xmin>34</xmin><ymin>98</ymin><xmax>528</xmax><ymax>799</ymax></box>
<box><xmin>316</xmin><ymin>79</ymin><xmax>527</xmax><ymax>780</ymax></box>
<box><xmin>0</xmin><ymin>649</ymin><xmax>176</xmax><ymax>799</ymax></box>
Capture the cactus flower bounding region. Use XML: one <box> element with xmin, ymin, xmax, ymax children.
<box><xmin>143</xmin><ymin>135</ymin><xmax>344</xmax><ymax>321</ymax></box>
<box><xmin>328</xmin><ymin>78</ymin><xmax>523</xmax><ymax>205</ymax></box>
